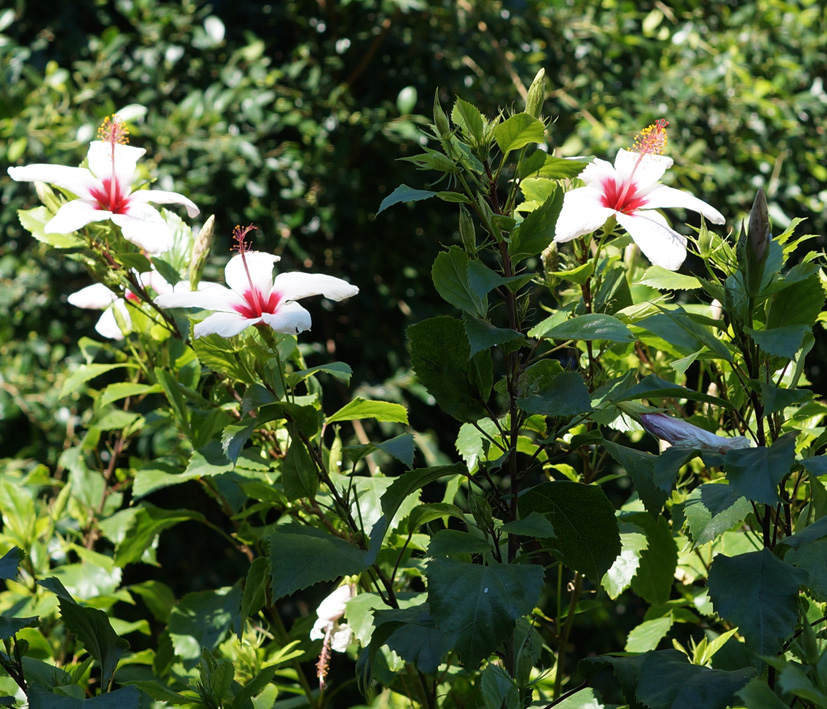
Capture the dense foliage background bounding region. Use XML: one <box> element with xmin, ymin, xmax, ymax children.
<box><xmin>2</xmin><ymin>0</ymin><xmax>827</xmax><ymax>706</ymax></box>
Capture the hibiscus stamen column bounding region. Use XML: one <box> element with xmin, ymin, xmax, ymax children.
<box><xmin>97</xmin><ymin>115</ymin><xmax>129</xmax><ymax>214</ymax></box>
<box><xmin>231</xmin><ymin>224</ymin><xmax>268</xmax><ymax>316</ymax></box>
<box><xmin>614</xmin><ymin>119</ymin><xmax>668</xmax><ymax>208</ymax></box>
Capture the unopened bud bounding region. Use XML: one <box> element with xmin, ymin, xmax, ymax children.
<box><xmin>525</xmin><ymin>68</ymin><xmax>546</xmax><ymax>119</ymax></box>
<box><xmin>34</xmin><ymin>181</ymin><xmax>63</xmax><ymax>214</ymax></box>
<box><xmin>188</xmin><ymin>214</ymin><xmax>215</xmax><ymax>289</ymax></box>
<box><xmin>640</xmin><ymin>412</ymin><xmax>752</xmax><ymax>454</ymax></box>
<box><xmin>738</xmin><ymin>189</ymin><xmax>771</xmax><ymax>297</ymax></box>
<box><xmin>459</xmin><ymin>206</ymin><xmax>476</xmax><ymax>253</ymax></box>
<box><xmin>433</xmin><ymin>90</ymin><xmax>451</xmax><ymax>139</ymax></box>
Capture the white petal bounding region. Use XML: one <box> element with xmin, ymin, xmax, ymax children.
<box><xmin>616</xmin><ymin>211</ymin><xmax>686</xmax><ymax>271</ymax></box>
<box><xmin>155</xmin><ymin>282</ymin><xmax>245</xmax><ymax>313</ymax></box>
<box><xmin>8</xmin><ymin>164</ymin><xmax>100</xmax><ymax>200</ymax></box>
<box><xmin>68</xmin><ymin>283</ymin><xmax>119</xmax><ymax>309</ymax></box>
<box><xmin>330</xmin><ymin>623</ymin><xmax>353</xmax><ymax>653</ymax></box>
<box><xmin>640</xmin><ymin>185</ymin><xmax>725</xmax><ymax>224</ymax></box>
<box><xmin>576</xmin><ymin>156</ymin><xmax>618</xmax><ymax>188</ymax></box>
<box><xmin>310</xmin><ymin>618</ymin><xmax>331</xmax><ymax>642</ymax></box>
<box><xmin>225</xmin><ymin>251</ymin><xmax>281</xmax><ymax>296</ymax></box>
<box><xmin>46</xmin><ymin>200</ymin><xmax>111</xmax><ymax>234</ymax></box>
<box><xmin>130</xmin><ymin>188</ymin><xmax>200</xmax><ymax>218</ymax></box>
<box><xmin>315</xmin><ymin>585</ymin><xmax>353</xmax><ymax>622</ymax></box>
<box><xmin>87</xmin><ymin>141</ymin><xmax>145</xmax><ymax>185</ymax></box>
<box><xmin>111</xmin><ymin>205</ymin><xmax>173</xmax><ymax>254</ymax></box>
<box><xmin>193</xmin><ymin>311</ymin><xmax>259</xmax><ymax>338</ymax></box>
<box><xmin>95</xmin><ymin>301</ymin><xmax>131</xmax><ymax>340</ymax></box>
<box><xmin>614</xmin><ymin>149</ymin><xmax>673</xmax><ymax>188</ymax></box>
<box><xmin>554</xmin><ymin>187</ymin><xmax>616</xmax><ymax>242</ymax></box>
<box><xmin>139</xmin><ymin>270</ymin><xmax>171</xmax><ymax>295</ymax></box>
<box><xmin>271</xmin><ymin>272</ymin><xmax>359</xmax><ymax>302</ymax></box>
<box><xmin>261</xmin><ymin>301</ymin><xmax>312</xmax><ymax>334</ymax></box>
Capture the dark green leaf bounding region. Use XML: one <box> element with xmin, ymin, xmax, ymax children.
<box><xmin>785</xmin><ymin>539</ymin><xmax>827</xmax><ymax>601</ymax></box>
<box><xmin>502</xmin><ymin>511</ymin><xmax>556</xmax><ymax>538</ymax></box>
<box><xmin>516</xmin><ymin>361</ymin><xmax>592</xmax><ymax>417</ymax></box>
<box><xmin>268</xmin><ymin>525</ymin><xmax>366</xmax><ymax>600</ymax></box>
<box><xmin>766</xmin><ymin>273</ymin><xmax>825</xmax><ymax>330</ymax></box>
<box><xmin>240</xmin><ymin>557</ymin><xmax>270</xmax><ymax>633</ymax></box>
<box><xmin>708</xmin><ymin>548</ymin><xmax>805</xmax><ymax>654</ymax></box>
<box><xmin>518</xmin><ymin>481</ymin><xmax>621</xmax><ymax>581</ymax></box>
<box><xmin>376</xmin><ymin>184</ymin><xmax>436</xmax><ymax>215</ymax></box>
<box><xmin>510</xmin><ymin>189</ymin><xmax>563</xmax><ymax>262</ymax></box>
<box><xmin>683</xmin><ymin>483</ymin><xmax>753</xmax><ymax>547</ymax></box>
<box><xmin>221</xmin><ymin>419</ymin><xmax>258</xmax><ymax>465</ymax></box>
<box><xmin>0</xmin><ymin>547</ymin><xmax>21</xmax><ymax>581</ymax></box>
<box><xmin>625</xmin><ymin>512</ymin><xmax>677</xmax><ymax>606</ymax></box>
<box><xmin>115</xmin><ymin>504</ymin><xmax>206</xmax><ymax>566</ymax></box>
<box><xmin>724</xmin><ymin>434</ymin><xmax>797</xmax><ymax>505</ymax></box>
<box><xmin>37</xmin><ymin>577</ymin><xmax>129</xmax><ymax>688</ymax></box>
<box><xmin>168</xmin><ymin>584</ymin><xmax>242</xmax><ymax>661</ymax></box>
<box><xmin>760</xmin><ymin>383</ymin><xmax>813</xmax><ymax>416</ymax></box>
<box><xmin>0</xmin><ymin>616</ymin><xmax>38</xmax><ymax>641</ymax></box>
<box><xmin>428</xmin><ymin>529</ymin><xmax>492</xmax><ymax>557</ymax></box>
<box><xmin>408</xmin><ymin>317</ymin><xmax>489</xmax><ymax>422</ymax></box>
<box><xmin>603</xmin><ymin>440</ymin><xmax>669</xmax><ymax>515</ymax></box>
<box><xmin>463</xmin><ymin>316</ymin><xmax>524</xmax><ymax>358</ymax></box>
<box><xmin>281</xmin><ymin>432</ymin><xmax>318</xmax><ymax>501</ymax></box>
<box><xmin>427</xmin><ymin>558</ymin><xmax>544</xmax><ymax>666</ymax></box>
<box><xmin>28</xmin><ymin>685</ymin><xmax>142</xmax><ymax>709</ymax></box>
<box><xmin>374</xmin><ymin>604</ymin><xmax>451</xmax><ymax>675</ymax></box>
<box><xmin>286</xmin><ymin>361</ymin><xmax>352</xmax><ymax>387</ymax></box>
<box><xmin>480</xmin><ymin>663</ymin><xmax>520</xmax><ymax>709</ymax></box>
<box><xmin>747</xmin><ymin>325</ymin><xmax>810</xmax><ymax>361</ymax></box>
<box><xmin>531</xmin><ymin>313</ymin><xmax>634</xmax><ymax>342</ymax></box>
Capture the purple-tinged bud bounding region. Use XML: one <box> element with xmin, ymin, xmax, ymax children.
<box><xmin>640</xmin><ymin>412</ymin><xmax>752</xmax><ymax>454</ymax></box>
<box><xmin>748</xmin><ymin>188</ymin><xmax>770</xmax><ymax>264</ymax></box>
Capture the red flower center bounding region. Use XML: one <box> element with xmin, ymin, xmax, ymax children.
<box><xmin>234</xmin><ymin>290</ymin><xmax>282</xmax><ymax>319</ymax></box>
<box><xmin>600</xmin><ymin>178</ymin><xmax>647</xmax><ymax>215</ymax></box>
<box><xmin>90</xmin><ymin>178</ymin><xmax>131</xmax><ymax>214</ymax></box>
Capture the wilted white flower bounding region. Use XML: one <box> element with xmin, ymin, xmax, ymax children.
<box><xmin>640</xmin><ymin>412</ymin><xmax>752</xmax><ymax>454</ymax></box>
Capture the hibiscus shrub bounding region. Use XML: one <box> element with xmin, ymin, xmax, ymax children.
<box><xmin>3</xmin><ymin>79</ymin><xmax>827</xmax><ymax>709</ymax></box>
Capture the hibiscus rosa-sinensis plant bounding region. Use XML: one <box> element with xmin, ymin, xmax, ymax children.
<box><xmin>3</xmin><ymin>73</ymin><xmax>827</xmax><ymax>709</ymax></box>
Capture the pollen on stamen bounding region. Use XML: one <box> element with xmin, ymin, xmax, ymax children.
<box><xmin>631</xmin><ymin>119</ymin><xmax>668</xmax><ymax>156</ymax></box>
<box><xmin>97</xmin><ymin>115</ymin><xmax>129</xmax><ymax>146</ymax></box>
<box><xmin>231</xmin><ymin>224</ymin><xmax>258</xmax><ymax>254</ymax></box>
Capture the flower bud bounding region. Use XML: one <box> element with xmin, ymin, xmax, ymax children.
<box><xmin>188</xmin><ymin>214</ymin><xmax>215</xmax><ymax>289</ymax></box>
<box><xmin>459</xmin><ymin>205</ymin><xmax>476</xmax><ymax>253</ymax></box>
<box><xmin>34</xmin><ymin>180</ymin><xmax>63</xmax><ymax>214</ymax></box>
<box><xmin>639</xmin><ymin>412</ymin><xmax>752</xmax><ymax>454</ymax></box>
<box><xmin>738</xmin><ymin>188</ymin><xmax>771</xmax><ymax>297</ymax></box>
<box><xmin>525</xmin><ymin>68</ymin><xmax>546</xmax><ymax>119</ymax></box>
<box><xmin>433</xmin><ymin>90</ymin><xmax>451</xmax><ymax>140</ymax></box>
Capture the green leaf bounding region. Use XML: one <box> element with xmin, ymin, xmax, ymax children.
<box><xmin>115</xmin><ymin>504</ymin><xmax>206</xmax><ymax>566</ymax></box>
<box><xmin>0</xmin><ymin>616</ymin><xmax>39</xmax><ymax>642</ymax></box>
<box><xmin>452</xmin><ymin>98</ymin><xmax>485</xmax><ymax>144</ymax></box>
<box><xmin>99</xmin><ymin>382</ymin><xmax>163</xmax><ymax>408</ymax></box>
<box><xmin>537</xmin><ymin>155</ymin><xmax>590</xmax><ymax>180</ymax></box>
<box><xmin>658</xmin><ymin>307</ymin><xmax>732</xmax><ymax>362</ymax></box>
<box><xmin>530</xmin><ymin>313</ymin><xmax>634</xmax><ymax>342</ymax></box>
<box><xmin>432</xmin><ymin>246</ymin><xmax>486</xmax><ymax>316</ymax></box>
<box><xmin>327</xmin><ymin>396</ymin><xmax>408</xmax><ymax>425</ymax></box>
<box><xmin>785</xmin><ymin>539</ymin><xmax>827</xmax><ymax>601</ymax></box>
<box><xmin>18</xmin><ymin>206</ymin><xmax>85</xmax><ymax>249</ymax></box>
<box><xmin>408</xmin><ymin>317</ymin><xmax>489</xmax><ymax>422</ymax></box>
<box><xmin>376</xmin><ymin>184</ymin><xmax>437</xmax><ymax>215</ymax></box>
<box><xmin>635</xmin><ymin>651</ymin><xmax>755</xmax><ymax>709</ymax></box>
<box><xmin>736</xmin><ymin>678</ymin><xmax>789</xmax><ymax>709</ymax></box>
<box><xmin>0</xmin><ymin>547</ymin><xmax>21</xmax><ymax>581</ymax></box>
<box><xmin>516</xmin><ymin>361</ymin><xmax>592</xmax><ymax>417</ymax></box>
<box><xmin>374</xmin><ymin>604</ymin><xmax>451</xmax><ymax>675</ymax></box>
<box><xmin>626</xmin><ymin>512</ymin><xmax>677</xmax><ymax>606</ymax></box>
<box><xmin>193</xmin><ymin>334</ymin><xmax>256</xmax><ymax>383</ymax></box>
<box><xmin>759</xmin><ymin>383</ymin><xmax>813</xmax><ymax>416</ymax></box>
<box><xmin>625</xmin><ymin>615</ymin><xmax>674</xmax><ymax>653</ymax></box>
<box><xmin>221</xmin><ymin>419</ymin><xmax>258</xmax><ymax>465</ymax></box>
<box><xmin>747</xmin><ymin>325</ymin><xmax>810</xmax><ymax>360</ymax></box>
<box><xmin>502</xmin><ymin>511</ymin><xmax>556</xmax><ymax>539</ymax></box>
<box><xmin>281</xmin><ymin>432</ymin><xmax>318</xmax><ymax>501</ymax></box>
<box><xmin>766</xmin><ymin>273</ymin><xmax>825</xmax><ymax>330</ymax></box>
<box><xmin>510</xmin><ymin>189</ymin><xmax>563</xmax><ymax>262</ymax></box>
<box><xmin>637</xmin><ymin>265</ymin><xmax>702</xmax><ymax>291</ymax></box>
<box><xmin>463</xmin><ymin>316</ymin><xmax>524</xmax><ymax>358</ymax></box>
<box><xmin>683</xmin><ymin>483</ymin><xmax>753</xmax><ymax>547</ymax></box>
<box><xmin>493</xmin><ymin>113</ymin><xmax>545</xmax><ymax>154</ymax></box>
<box><xmin>708</xmin><ymin>548</ymin><xmax>805</xmax><ymax>655</ymax></box>
<box><xmin>602</xmin><ymin>440</ymin><xmax>669</xmax><ymax>515</ymax></box>
<box><xmin>518</xmin><ymin>481</ymin><xmax>621</xmax><ymax>581</ymax></box>
<box><xmin>724</xmin><ymin>434</ymin><xmax>797</xmax><ymax>506</ymax></box>
<box><xmin>59</xmin><ymin>363</ymin><xmax>133</xmax><ymax>399</ymax></box>
<box><xmin>426</xmin><ymin>558</ymin><xmax>544</xmax><ymax>666</ymax></box>
<box><xmin>611</xmin><ymin>373</ymin><xmax>736</xmax><ymax>410</ymax></box>
<box><xmin>28</xmin><ymin>685</ymin><xmax>142</xmax><ymax>708</ymax></box>
<box><xmin>267</xmin><ymin>524</ymin><xmax>366</xmax><ymax>600</ymax></box>
<box><xmin>480</xmin><ymin>663</ymin><xmax>520</xmax><ymax>709</ymax></box>
<box><xmin>428</xmin><ymin>529</ymin><xmax>492</xmax><ymax>557</ymax></box>
<box><xmin>601</xmin><ymin>527</ymin><xmax>648</xmax><ymax>600</ymax></box>
<box><xmin>37</xmin><ymin>577</ymin><xmax>130</xmax><ymax>688</ymax></box>
<box><xmin>286</xmin><ymin>361</ymin><xmax>353</xmax><ymax>386</ymax></box>
<box><xmin>779</xmin><ymin>516</ymin><xmax>827</xmax><ymax>550</ymax></box>
<box><xmin>168</xmin><ymin>585</ymin><xmax>242</xmax><ymax>661</ymax></box>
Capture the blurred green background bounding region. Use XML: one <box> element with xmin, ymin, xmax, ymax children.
<box><xmin>3</xmin><ymin>0</ymin><xmax>826</xmax><ymax>462</ymax></box>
